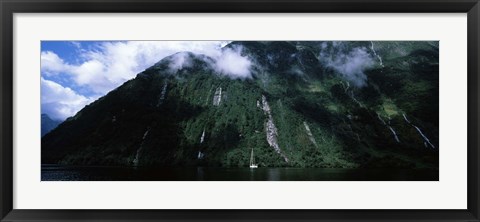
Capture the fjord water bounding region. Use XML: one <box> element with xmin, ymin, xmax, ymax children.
<box><xmin>41</xmin><ymin>165</ymin><xmax>438</xmax><ymax>181</ymax></box>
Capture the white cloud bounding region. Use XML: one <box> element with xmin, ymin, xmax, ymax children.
<box><xmin>319</xmin><ymin>44</ymin><xmax>375</xmax><ymax>87</ymax></box>
<box><xmin>167</xmin><ymin>52</ymin><xmax>194</xmax><ymax>73</ymax></box>
<box><xmin>70</xmin><ymin>41</ymin><xmax>81</xmax><ymax>49</ymax></box>
<box><xmin>214</xmin><ymin>46</ymin><xmax>253</xmax><ymax>79</ymax></box>
<box><xmin>41</xmin><ymin>41</ymin><xmax>234</xmax><ymax>95</ymax></box>
<box><xmin>163</xmin><ymin>46</ymin><xmax>254</xmax><ymax>79</ymax></box>
<box><xmin>40</xmin><ymin>41</ymin><xmax>255</xmax><ymax>120</ymax></box>
<box><xmin>41</xmin><ymin>77</ymin><xmax>94</xmax><ymax>120</ymax></box>
<box><xmin>40</xmin><ymin>51</ymin><xmax>71</xmax><ymax>76</ymax></box>
<box><xmin>70</xmin><ymin>60</ymin><xmax>110</xmax><ymax>93</ymax></box>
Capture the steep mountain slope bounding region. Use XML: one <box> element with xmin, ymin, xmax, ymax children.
<box><xmin>42</xmin><ymin>41</ymin><xmax>439</xmax><ymax>169</ymax></box>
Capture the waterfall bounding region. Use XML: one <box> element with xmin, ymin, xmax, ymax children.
<box><xmin>349</xmin><ymin>91</ymin><xmax>362</xmax><ymax>107</ymax></box>
<box><xmin>412</xmin><ymin>125</ymin><xmax>435</xmax><ymax>149</ymax></box>
<box><xmin>205</xmin><ymin>87</ymin><xmax>213</xmax><ymax>105</ymax></box>
<box><xmin>402</xmin><ymin>113</ymin><xmax>411</xmax><ymax>124</ymax></box>
<box><xmin>200</xmin><ymin>130</ymin><xmax>205</xmax><ymax>144</ymax></box>
<box><xmin>377</xmin><ymin>113</ymin><xmax>387</xmax><ymax>125</ymax></box>
<box><xmin>133</xmin><ymin>129</ymin><xmax>150</xmax><ymax>166</ymax></box>
<box><xmin>265</xmin><ymin>119</ymin><xmax>280</xmax><ymax>153</ymax></box>
<box><xmin>261</xmin><ymin>95</ymin><xmax>289</xmax><ymax>163</ymax></box>
<box><xmin>261</xmin><ymin>95</ymin><xmax>271</xmax><ymax>114</ymax></box>
<box><xmin>297</xmin><ymin>55</ymin><xmax>306</xmax><ymax>70</ymax></box>
<box><xmin>142</xmin><ymin>130</ymin><xmax>149</xmax><ymax>139</ymax></box>
<box><xmin>156</xmin><ymin>81</ymin><xmax>168</xmax><ymax>107</ymax></box>
<box><xmin>370</xmin><ymin>41</ymin><xmax>384</xmax><ymax>67</ymax></box>
<box><xmin>388</xmin><ymin>126</ymin><xmax>401</xmax><ymax>143</ymax></box>
<box><xmin>213</xmin><ymin>87</ymin><xmax>222</xmax><ymax>106</ymax></box>
<box><xmin>403</xmin><ymin>113</ymin><xmax>436</xmax><ymax>149</ymax></box>
<box><xmin>377</xmin><ymin>113</ymin><xmax>400</xmax><ymax>143</ymax></box>
<box><xmin>197</xmin><ymin>151</ymin><xmax>205</xmax><ymax>160</ymax></box>
<box><xmin>303</xmin><ymin>122</ymin><xmax>318</xmax><ymax>148</ymax></box>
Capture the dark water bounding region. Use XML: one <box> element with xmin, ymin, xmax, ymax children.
<box><xmin>41</xmin><ymin>164</ymin><xmax>438</xmax><ymax>181</ymax></box>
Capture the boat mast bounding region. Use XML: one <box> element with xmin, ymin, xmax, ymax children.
<box><xmin>251</xmin><ymin>148</ymin><xmax>257</xmax><ymax>166</ymax></box>
<box><xmin>250</xmin><ymin>148</ymin><xmax>253</xmax><ymax>166</ymax></box>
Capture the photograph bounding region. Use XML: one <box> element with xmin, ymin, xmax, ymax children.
<box><xmin>40</xmin><ymin>40</ymin><xmax>439</xmax><ymax>181</ymax></box>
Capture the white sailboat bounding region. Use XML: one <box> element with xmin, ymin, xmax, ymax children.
<box><xmin>250</xmin><ymin>148</ymin><xmax>258</xmax><ymax>168</ymax></box>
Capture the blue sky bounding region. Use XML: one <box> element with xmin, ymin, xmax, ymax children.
<box><xmin>40</xmin><ymin>41</ymin><xmax>384</xmax><ymax>121</ymax></box>
<box><xmin>40</xmin><ymin>41</ymin><xmax>236</xmax><ymax>120</ymax></box>
<box><xmin>41</xmin><ymin>41</ymin><xmax>104</xmax><ymax>97</ymax></box>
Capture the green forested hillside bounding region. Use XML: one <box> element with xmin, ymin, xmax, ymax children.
<box><xmin>42</xmin><ymin>41</ymin><xmax>439</xmax><ymax>169</ymax></box>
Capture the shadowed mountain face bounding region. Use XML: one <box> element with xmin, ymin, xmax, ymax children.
<box><xmin>41</xmin><ymin>41</ymin><xmax>439</xmax><ymax>169</ymax></box>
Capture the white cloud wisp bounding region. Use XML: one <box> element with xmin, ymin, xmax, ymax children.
<box><xmin>41</xmin><ymin>77</ymin><xmax>93</xmax><ymax>120</ymax></box>
<box><xmin>41</xmin><ymin>41</ymin><xmax>256</xmax><ymax>120</ymax></box>
<box><xmin>319</xmin><ymin>42</ymin><xmax>375</xmax><ymax>87</ymax></box>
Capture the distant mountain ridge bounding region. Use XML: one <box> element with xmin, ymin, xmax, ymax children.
<box><xmin>41</xmin><ymin>41</ymin><xmax>439</xmax><ymax>169</ymax></box>
<box><xmin>41</xmin><ymin>114</ymin><xmax>62</xmax><ymax>137</ymax></box>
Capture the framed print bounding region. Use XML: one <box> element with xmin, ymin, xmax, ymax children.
<box><xmin>1</xmin><ymin>0</ymin><xmax>479</xmax><ymax>221</ymax></box>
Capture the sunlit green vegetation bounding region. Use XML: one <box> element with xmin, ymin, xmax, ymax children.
<box><xmin>42</xmin><ymin>41</ymin><xmax>439</xmax><ymax>170</ymax></box>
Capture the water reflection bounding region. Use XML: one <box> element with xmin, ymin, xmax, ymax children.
<box><xmin>41</xmin><ymin>165</ymin><xmax>438</xmax><ymax>181</ymax></box>
<box><xmin>197</xmin><ymin>167</ymin><xmax>204</xmax><ymax>181</ymax></box>
<box><xmin>267</xmin><ymin>168</ymin><xmax>280</xmax><ymax>181</ymax></box>
<box><xmin>249</xmin><ymin>168</ymin><xmax>255</xmax><ymax>181</ymax></box>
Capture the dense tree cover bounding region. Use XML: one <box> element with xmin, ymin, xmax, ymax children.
<box><xmin>42</xmin><ymin>41</ymin><xmax>439</xmax><ymax>169</ymax></box>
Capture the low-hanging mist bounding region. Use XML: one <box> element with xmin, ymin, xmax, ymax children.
<box><xmin>319</xmin><ymin>42</ymin><xmax>376</xmax><ymax>87</ymax></box>
<box><xmin>165</xmin><ymin>45</ymin><xmax>253</xmax><ymax>79</ymax></box>
<box><xmin>42</xmin><ymin>41</ymin><xmax>439</xmax><ymax>180</ymax></box>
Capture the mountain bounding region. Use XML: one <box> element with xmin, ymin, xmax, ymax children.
<box><xmin>41</xmin><ymin>114</ymin><xmax>62</xmax><ymax>137</ymax></box>
<box><xmin>41</xmin><ymin>41</ymin><xmax>439</xmax><ymax>169</ymax></box>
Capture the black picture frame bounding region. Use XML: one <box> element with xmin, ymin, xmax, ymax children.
<box><xmin>1</xmin><ymin>0</ymin><xmax>479</xmax><ymax>221</ymax></box>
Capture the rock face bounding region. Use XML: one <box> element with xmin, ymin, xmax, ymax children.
<box><xmin>156</xmin><ymin>81</ymin><xmax>168</xmax><ymax>107</ymax></box>
<box><xmin>303</xmin><ymin>122</ymin><xmax>318</xmax><ymax>148</ymax></box>
<box><xmin>212</xmin><ymin>87</ymin><xmax>222</xmax><ymax>106</ymax></box>
<box><xmin>260</xmin><ymin>95</ymin><xmax>288</xmax><ymax>162</ymax></box>
<box><xmin>42</xmin><ymin>41</ymin><xmax>439</xmax><ymax>169</ymax></box>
